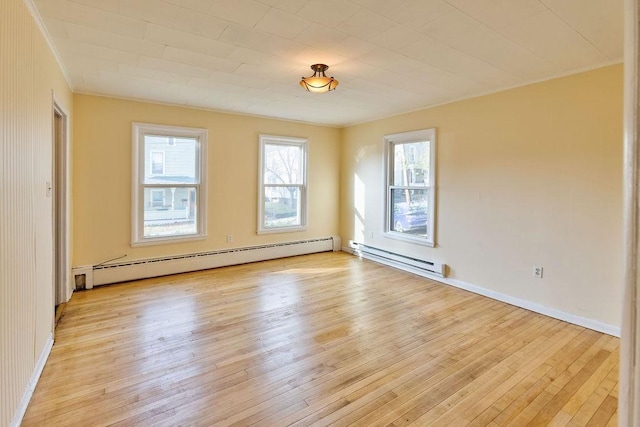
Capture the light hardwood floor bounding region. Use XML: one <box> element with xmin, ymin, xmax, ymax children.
<box><xmin>23</xmin><ymin>252</ymin><xmax>619</xmax><ymax>426</ymax></box>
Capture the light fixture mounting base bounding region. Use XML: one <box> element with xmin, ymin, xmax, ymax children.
<box><xmin>310</xmin><ymin>64</ymin><xmax>329</xmax><ymax>73</ymax></box>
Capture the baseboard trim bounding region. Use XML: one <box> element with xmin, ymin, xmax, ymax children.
<box><xmin>92</xmin><ymin>237</ymin><xmax>337</xmax><ymax>286</ymax></box>
<box><xmin>441</xmin><ymin>277</ymin><xmax>620</xmax><ymax>337</ymax></box>
<box><xmin>353</xmin><ymin>253</ymin><xmax>621</xmax><ymax>337</ymax></box>
<box><xmin>10</xmin><ymin>334</ymin><xmax>54</xmax><ymax>427</ymax></box>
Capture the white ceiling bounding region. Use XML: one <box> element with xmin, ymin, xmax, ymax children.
<box><xmin>32</xmin><ymin>0</ymin><xmax>623</xmax><ymax>126</ymax></box>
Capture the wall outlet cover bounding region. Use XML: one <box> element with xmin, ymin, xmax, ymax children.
<box><xmin>533</xmin><ymin>266</ymin><xmax>543</xmax><ymax>278</ymax></box>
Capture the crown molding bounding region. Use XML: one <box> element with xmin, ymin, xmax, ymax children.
<box><xmin>22</xmin><ymin>0</ymin><xmax>73</xmax><ymax>90</ymax></box>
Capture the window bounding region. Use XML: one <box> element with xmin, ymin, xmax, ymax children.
<box><xmin>150</xmin><ymin>189</ymin><xmax>165</xmax><ymax>208</ymax></box>
<box><xmin>150</xmin><ymin>151</ymin><xmax>164</xmax><ymax>175</ymax></box>
<box><xmin>384</xmin><ymin>128</ymin><xmax>436</xmax><ymax>246</ymax></box>
<box><xmin>132</xmin><ymin>123</ymin><xmax>207</xmax><ymax>246</ymax></box>
<box><xmin>258</xmin><ymin>135</ymin><xmax>307</xmax><ymax>233</ymax></box>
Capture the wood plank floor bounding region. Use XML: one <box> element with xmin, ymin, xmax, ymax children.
<box><xmin>23</xmin><ymin>252</ymin><xmax>619</xmax><ymax>426</ymax></box>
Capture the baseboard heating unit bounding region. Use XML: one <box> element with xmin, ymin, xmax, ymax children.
<box><xmin>87</xmin><ymin>237</ymin><xmax>341</xmax><ymax>287</ymax></box>
<box><xmin>349</xmin><ymin>241</ymin><xmax>446</xmax><ymax>278</ymax></box>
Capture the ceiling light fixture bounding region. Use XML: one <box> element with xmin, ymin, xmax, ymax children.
<box><xmin>299</xmin><ymin>64</ymin><xmax>338</xmax><ymax>93</ymax></box>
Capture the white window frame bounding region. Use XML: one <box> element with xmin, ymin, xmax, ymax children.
<box><xmin>131</xmin><ymin>122</ymin><xmax>207</xmax><ymax>246</ymax></box>
<box><xmin>384</xmin><ymin>128</ymin><xmax>436</xmax><ymax>247</ymax></box>
<box><xmin>258</xmin><ymin>134</ymin><xmax>308</xmax><ymax>234</ymax></box>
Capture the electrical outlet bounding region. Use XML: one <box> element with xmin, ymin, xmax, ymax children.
<box><xmin>369</xmin><ymin>231</ymin><xmax>374</xmax><ymax>239</ymax></box>
<box><xmin>226</xmin><ymin>235</ymin><xmax>233</xmax><ymax>243</ymax></box>
<box><xmin>533</xmin><ymin>266</ymin><xmax>543</xmax><ymax>279</ymax></box>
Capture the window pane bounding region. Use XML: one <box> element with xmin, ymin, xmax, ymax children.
<box><xmin>392</xmin><ymin>141</ymin><xmax>430</xmax><ymax>187</ymax></box>
<box><xmin>143</xmin><ymin>186</ymin><xmax>197</xmax><ymax>238</ymax></box>
<box><xmin>144</xmin><ymin>135</ymin><xmax>198</xmax><ymax>184</ymax></box>
<box><xmin>263</xmin><ymin>144</ymin><xmax>302</xmax><ymax>185</ymax></box>
<box><xmin>390</xmin><ymin>188</ymin><xmax>429</xmax><ymax>236</ymax></box>
<box><xmin>151</xmin><ymin>152</ymin><xmax>164</xmax><ymax>175</ymax></box>
<box><xmin>263</xmin><ymin>186</ymin><xmax>301</xmax><ymax>228</ymax></box>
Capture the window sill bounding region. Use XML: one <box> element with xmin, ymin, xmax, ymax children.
<box><xmin>384</xmin><ymin>231</ymin><xmax>435</xmax><ymax>248</ymax></box>
<box><xmin>257</xmin><ymin>226</ymin><xmax>307</xmax><ymax>235</ymax></box>
<box><xmin>131</xmin><ymin>234</ymin><xmax>207</xmax><ymax>247</ymax></box>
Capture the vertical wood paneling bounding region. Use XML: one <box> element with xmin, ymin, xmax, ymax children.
<box><xmin>1</xmin><ymin>0</ymin><xmax>37</xmax><ymax>424</ymax></box>
<box><xmin>0</xmin><ymin>0</ymin><xmax>71</xmax><ymax>425</ymax></box>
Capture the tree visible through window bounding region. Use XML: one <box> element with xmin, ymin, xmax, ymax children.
<box><xmin>385</xmin><ymin>129</ymin><xmax>436</xmax><ymax>246</ymax></box>
<box><xmin>258</xmin><ymin>135</ymin><xmax>307</xmax><ymax>233</ymax></box>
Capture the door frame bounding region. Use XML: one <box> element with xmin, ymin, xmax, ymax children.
<box><xmin>52</xmin><ymin>94</ymin><xmax>71</xmax><ymax>307</ymax></box>
<box><xmin>622</xmin><ymin>0</ymin><xmax>640</xmax><ymax>425</ymax></box>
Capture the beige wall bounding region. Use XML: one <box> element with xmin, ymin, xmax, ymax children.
<box><xmin>72</xmin><ymin>95</ymin><xmax>340</xmax><ymax>266</ymax></box>
<box><xmin>341</xmin><ymin>64</ymin><xmax>623</xmax><ymax>328</ymax></box>
<box><xmin>0</xmin><ymin>1</ymin><xmax>625</xmax><ymax>422</ymax></box>
<box><xmin>75</xmin><ymin>66</ymin><xmax>623</xmax><ymax>329</ymax></box>
<box><xmin>0</xmin><ymin>0</ymin><xmax>73</xmax><ymax>424</ymax></box>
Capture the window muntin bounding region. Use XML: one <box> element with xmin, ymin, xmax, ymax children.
<box><xmin>258</xmin><ymin>135</ymin><xmax>308</xmax><ymax>233</ymax></box>
<box><xmin>132</xmin><ymin>123</ymin><xmax>207</xmax><ymax>246</ymax></box>
<box><xmin>385</xmin><ymin>129</ymin><xmax>436</xmax><ymax>246</ymax></box>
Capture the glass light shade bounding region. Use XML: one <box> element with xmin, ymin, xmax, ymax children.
<box><xmin>300</xmin><ymin>64</ymin><xmax>339</xmax><ymax>93</ymax></box>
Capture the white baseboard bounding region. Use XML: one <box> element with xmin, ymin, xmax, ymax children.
<box><xmin>352</xmin><ymin>253</ymin><xmax>621</xmax><ymax>337</ymax></box>
<box><xmin>441</xmin><ymin>276</ymin><xmax>620</xmax><ymax>337</ymax></box>
<box><xmin>92</xmin><ymin>237</ymin><xmax>336</xmax><ymax>286</ymax></box>
<box><xmin>10</xmin><ymin>334</ymin><xmax>54</xmax><ymax>427</ymax></box>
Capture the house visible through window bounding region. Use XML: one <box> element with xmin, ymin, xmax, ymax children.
<box><xmin>258</xmin><ymin>135</ymin><xmax>308</xmax><ymax>233</ymax></box>
<box><xmin>385</xmin><ymin>128</ymin><xmax>436</xmax><ymax>246</ymax></box>
<box><xmin>150</xmin><ymin>151</ymin><xmax>164</xmax><ymax>175</ymax></box>
<box><xmin>150</xmin><ymin>189</ymin><xmax>165</xmax><ymax>208</ymax></box>
<box><xmin>132</xmin><ymin>123</ymin><xmax>207</xmax><ymax>246</ymax></box>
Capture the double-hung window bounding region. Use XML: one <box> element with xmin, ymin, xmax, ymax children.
<box><xmin>258</xmin><ymin>135</ymin><xmax>308</xmax><ymax>233</ymax></box>
<box><xmin>132</xmin><ymin>123</ymin><xmax>207</xmax><ymax>246</ymax></box>
<box><xmin>384</xmin><ymin>128</ymin><xmax>436</xmax><ymax>246</ymax></box>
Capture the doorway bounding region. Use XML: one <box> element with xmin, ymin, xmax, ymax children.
<box><xmin>53</xmin><ymin>101</ymin><xmax>69</xmax><ymax>320</ymax></box>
